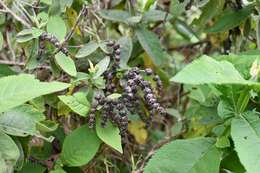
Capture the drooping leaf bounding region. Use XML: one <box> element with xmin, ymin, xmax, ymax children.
<box><xmin>61</xmin><ymin>125</ymin><xmax>102</xmax><ymax>166</ymax></box>
<box><xmin>117</xmin><ymin>36</ymin><xmax>132</xmax><ymax>68</ymax></box>
<box><xmin>144</xmin><ymin>137</ymin><xmax>221</xmax><ymax>173</ymax></box>
<box><xmin>0</xmin><ymin>131</ymin><xmax>20</xmax><ymax>173</ymax></box>
<box><xmin>96</xmin><ymin>116</ymin><xmax>122</xmax><ymax>153</ymax></box>
<box><xmin>206</xmin><ymin>5</ymin><xmax>253</xmax><ymax>33</ymax></box>
<box><xmin>98</xmin><ymin>10</ymin><xmax>131</xmax><ymax>24</ymax></box>
<box><xmin>75</xmin><ymin>42</ymin><xmax>99</xmax><ymax>58</ymax></box>
<box><xmin>47</xmin><ymin>16</ymin><xmax>67</xmax><ymax>41</ymax></box>
<box><xmin>55</xmin><ymin>53</ymin><xmax>77</xmax><ymax>77</ymax></box>
<box><xmin>0</xmin><ymin>74</ymin><xmax>69</xmax><ymax>113</ymax></box>
<box><xmin>58</xmin><ymin>92</ymin><xmax>90</xmax><ymax>117</ymax></box>
<box><xmin>0</xmin><ymin>104</ymin><xmax>45</xmax><ymax>137</ymax></box>
<box><xmin>231</xmin><ymin>112</ymin><xmax>260</xmax><ymax>173</ymax></box>
<box><xmin>171</xmin><ymin>55</ymin><xmax>260</xmax><ymax>86</ymax></box>
<box><xmin>37</xmin><ymin>120</ymin><xmax>59</xmax><ymax>133</ymax></box>
<box><xmin>136</xmin><ymin>27</ymin><xmax>167</xmax><ymax>66</ymax></box>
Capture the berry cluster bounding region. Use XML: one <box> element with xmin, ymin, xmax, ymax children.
<box><xmin>38</xmin><ymin>32</ymin><xmax>69</xmax><ymax>56</ymax></box>
<box><xmin>87</xmin><ymin>41</ymin><xmax>165</xmax><ymax>139</ymax></box>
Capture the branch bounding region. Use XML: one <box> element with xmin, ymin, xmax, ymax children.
<box><xmin>0</xmin><ymin>1</ymin><xmax>31</xmax><ymax>28</ymax></box>
<box><xmin>53</xmin><ymin>6</ymin><xmax>87</xmax><ymax>55</ymax></box>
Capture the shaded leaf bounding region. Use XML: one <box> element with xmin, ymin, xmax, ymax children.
<box><xmin>117</xmin><ymin>36</ymin><xmax>132</xmax><ymax>68</ymax></box>
<box><xmin>136</xmin><ymin>27</ymin><xmax>167</xmax><ymax>66</ymax></box>
<box><xmin>0</xmin><ymin>104</ymin><xmax>44</xmax><ymax>137</ymax></box>
<box><xmin>206</xmin><ymin>5</ymin><xmax>253</xmax><ymax>33</ymax></box>
<box><xmin>128</xmin><ymin>121</ymin><xmax>148</xmax><ymax>145</ymax></box>
<box><xmin>0</xmin><ymin>74</ymin><xmax>69</xmax><ymax>113</ymax></box>
<box><xmin>61</xmin><ymin>125</ymin><xmax>102</xmax><ymax>166</ymax></box>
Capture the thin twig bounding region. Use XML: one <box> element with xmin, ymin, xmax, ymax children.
<box><xmin>0</xmin><ymin>60</ymin><xmax>50</xmax><ymax>69</ymax></box>
<box><xmin>0</xmin><ymin>1</ymin><xmax>31</xmax><ymax>28</ymax></box>
<box><xmin>53</xmin><ymin>6</ymin><xmax>87</xmax><ymax>55</ymax></box>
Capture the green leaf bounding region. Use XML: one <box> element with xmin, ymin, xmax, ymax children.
<box><xmin>16</xmin><ymin>28</ymin><xmax>44</xmax><ymax>43</ymax></box>
<box><xmin>58</xmin><ymin>92</ymin><xmax>90</xmax><ymax>117</ymax></box>
<box><xmin>94</xmin><ymin>56</ymin><xmax>110</xmax><ymax>79</ymax></box>
<box><xmin>98</xmin><ymin>10</ymin><xmax>131</xmax><ymax>24</ymax></box>
<box><xmin>217</xmin><ymin>100</ymin><xmax>235</xmax><ymax>119</ymax></box>
<box><xmin>170</xmin><ymin>0</ymin><xmax>190</xmax><ymax>18</ymax></box>
<box><xmin>231</xmin><ymin>112</ymin><xmax>260</xmax><ymax>173</ymax></box>
<box><xmin>50</xmin><ymin>168</ymin><xmax>67</xmax><ymax>173</ymax></box>
<box><xmin>143</xmin><ymin>10</ymin><xmax>172</xmax><ymax>22</ymax></box>
<box><xmin>117</xmin><ymin>36</ymin><xmax>133</xmax><ymax>68</ymax></box>
<box><xmin>136</xmin><ymin>27</ymin><xmax>167</xmax><ymax>66</ymax></box>
<box><xmin>0</xmin><ymin>74</ymin><xmax>69</xmax><ymax>113</ymax></box>
<box><xmin>0</xmin><ymin>131</ymin><xmax>20</xmax><ymax>173</ymax></box>
<box><xmin>0</xmin><ymin>64</ymin><xmax>16</xmax><ymax>77</ymax></box>
<box><xmin>171</xmin><ymin>55</ymin><xmax>260</xmax><ymax>86</ymax></box>
<box><xmin>55</xmin><ymin>53</ymin><xmax>77</xmax><ymax>77</ymax></box>
<box><xmin>18</xmin><ymin>161</ymin><xmax>46</xmax><ymax>173</ymax></box>
<box><xmin>96</xmin><ymin>116</ymin><xmax>122</xmax><ymax>153</ymax></box>
<box><xmin>75</xmin><ymin>42</ymin><xmax>99</xmax><ymax>58</ymax></box>
<box><xmin>206</xmin><ymin>5</ymin><xmax>253</xmax><ymax>33</ymax></box>
<box><xmin>37</xmin><ymin>120</ymin><xmax>58</xmax><ymax>133</ymax></box>
<box><xmin>0</xmin><ymin>104</ymin><xmax>45</xmax><ymax>137</ymax></box>
<box><xmin>193</xmin><ymin>0</ymin><xmax>225</xmax><ymax>28</ymax></box>
<box><xmin>47</xmin><ymin>16</ymin><xmax>67</xmax><ymax>41</ymax></box>
<box><xmin>61</xmin><ymin>125</ymin><xmax>102</xmax><ymax>166</ymax></box>
<box><xmin>144</xmin><ymin>137</ymin><xmax>221</xmax><ymax>173</ymax></box>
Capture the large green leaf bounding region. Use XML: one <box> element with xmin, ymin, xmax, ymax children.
<box><xmin>61</xmin><ymin>125</ymin><xmax>102</xmax><ymax>166</ymax></box>
<box><xmin>0</xmin><ymin>105</ymin><xmax>44</xmax><ymax>137</ymax></box>
<box><xmin>98</xmin><ymin>10</ymin><xmax>131</xmax><ymax>24</ymax></box>
<box><xmin>47</xmin><ymin>16</ymin><xmax>67</xmax><ymax>41</ymax></box>
<box><xmin>96</xmin><ymin>116</ymin><xmax>122</xmax><ymax>153</ymax></box>
<box><xmin>231</xmin><ymin>112</ymin><xmax>260</xmax><ymax>173</ymax></box>
<box><xmin>0</xmin><ymin>131</ymin><xmax>20</xmax><ymax>173</ymax></box>
<box><xmin>55</xmin><ymin>53</ymin><xmax>77</xmax><ymax>77</ymax></box>
<box><xmin>144</xmin><ymin>137</ymin><xmax>221</xmax><ymax>173</ymax></box>
<box><xmin>58</xmin><ymin>92</ymin><xmax>90</xmax><ymax>117</ymax></box>
<box><xmin>171</xmin><ymin>55</ymin><xmax>260</xmax><ymax>86</ymax></box>
<box><xmin>206</xmin><ymin>5</ymin><xmax>253</xmax><ymax>33</ymax></box>
<box><xmin>0</xmin><ymin>74</ymin><xmax>69</xmax><ymax>113</ymax></box>
<box><xmin>136</xmin><ymin>27</ymin><xmax>167</xmax><ymax>66</ymax></box>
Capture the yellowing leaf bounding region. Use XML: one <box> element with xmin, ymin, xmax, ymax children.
<box><xmin>66</xmin><ymin>8</ymin><xmax>81</xmax><ymax>35</ymax></box>
<box><xmin>128</xmin><ymin>121</ymin><xmax>148</xmax><ymax>144</ymax></box>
